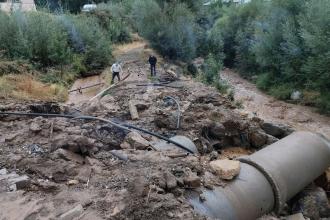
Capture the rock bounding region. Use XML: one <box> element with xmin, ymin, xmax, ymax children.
<box><xmin>164</xmin><ymin>171</ymin><xmax>177</xmax><ymax>190</ymax></box>
<box><xmin>124</xmin><ymin>132</ymin><xmax>150</xmax><ymax>150</ymax></box>
<box><xmin>128</xmin><ymin>100</ymin><xmax>139</xmax><ymax>120</ymax></box>
<box><xmin>292</xmin><ymin>186</ymin><xmax>330</xmax><ymax>219</ymax></box>
<box><xmin>0</xmin><ymin>168</ymin><xmax>7</xmax><ymax>175</ymax></box>
<box><xmin>51</xmin><ymin>134</ymin><xmax>95</xmax><ymax>154</ymax></box>
<box><xmin>8</xmin><ymin>175</ymin><xmax>30</xmax><ymax>190</ymax></box>
<box><xmin>5</xmin><ymin>133</ymin><xmax>18</xmax><ymax>142</ymax></box>
<box><xmin>135</xmin><ymin>101</ymin><xmax>150</xmax><ymax>111</ymax></box>
<box><xmin>209</xmin><ymin>159</ymin><xmax>240</xmax><ymax>180</ymax></box>
<box><xmin>209</xmin><ymin>123</ymin><xmax>226</xmax><ymax>139</ymax></box>
<box><xmin>183</xmin><ymin>172</ymin><xmax>201</xmax><ymax>188</ymax></box>
<box><xmin>67</xmin><ymin>180</ymin><xmax>79</xmax><ymax>185</ymax></box>
<box><xmin>54</xmin><ymin>149</ymin><xmax>85</xmax><ymax>164</ymax></box>
<box><xmin>261</xmin><ymin>122</ymin><xmax>293</xmax><ymax>138</ymax></box>
<box><xmin>0</xmin><ymin>173</ymin><xmax>19</xmax><ymax>181</ymax></box>
<box><xmin>75</xmin><ymin>166</ymin><xmax>92</xmax><ymax>183</ymax></box>
<box><xmin>266</xmin><ymin>134</ymin><xmax>279</xmax><ymax>145</ymax></box>
<box><xmin>59</xmin><ymin>204</ymin><xmax>84</xmax><ymax>220</ymax></box>
<box><xmin>285</xmin><ymin>213</ymin><xmax>305</xmax><ymax>220</ymax></box>
<box><xmin>249</xmin><ymin>130</ymin><xmax>268</xmax><ymax>148</ymax></box>
<box><xmin>209</xmin><ymin>151</ymin><xmax>219</xmax><ymax>161</ymax></box>
<box><xmin>30</xmin><ymin>122</ymin><xmax>42</xmax><ymax>132</ymax></box>
<box><xmin>315</xmin><ymin>168</ymin><xmax>330</xmax><ymax>196</ymax></box>
<box><xmin>120</xmin><ymin>141</ymin><xmax>131</xmax><ymax>149</ymax></box>
<box><xmin>291</xmin><ymin>91</ymin><xmax>302</xmax><ymax>101</ymax></box>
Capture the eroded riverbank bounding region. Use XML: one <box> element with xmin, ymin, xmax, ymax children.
<box><xmin>222</xmin><ymin>69</ymin><xmax>330</xmax><ymax>139</ymax></box>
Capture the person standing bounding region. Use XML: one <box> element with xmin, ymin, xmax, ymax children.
<box><xmin>111</xmin><ymin>61</ymin><xmax>122</xmax><ymax>84</ymax></box>
<box><xmin>148</xmin><ymin>55</ymin><xmax>157</xmax><ymax>76</ymax></box>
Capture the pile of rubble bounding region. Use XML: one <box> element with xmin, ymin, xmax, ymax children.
<box><xmin>0</xmin><ymin>68</ymin><xmax>329</xmax><ymax>219</ymax></box>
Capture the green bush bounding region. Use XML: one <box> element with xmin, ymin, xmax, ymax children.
<box><xmin>268</xmin><ymin>84</ymin><xmax>294</xmax><ymax>100</ymax></box>
<box><xmin>90</xmin><ymin>3</ymin><xmax>131</xmax><ymax>43</ymax></box>
<box><xmin>71</xmin><ymin>15</ymin><xmax>112</xmax><ymax>70</ymax></box>
<box><xmin>0</xmin><ymin>12</ymin><xmax>27</xmax><ymax>58</ymax></box>
<box><xmin>131</xmin><ymin>0</ymin><xmax>196</xmax><ymax>61</ymax></box>
<box><xmin>317</xmin><ymin>94</ymin><xmax>330</xmax><ymax>115</ymax></box>
<box><xmin>202</xmin><ymin>53</ymin><xmax>222</xmax><ymax>85</ymax></box>
<box><xmin>256</xmin><ymin>73</ymin><xmax>273</xmax><ymax>91</ymax></box>
<box><xmin>25</xmin><ymin>12</ymin><xmax>71</xmax><ymax>66</ymax></box>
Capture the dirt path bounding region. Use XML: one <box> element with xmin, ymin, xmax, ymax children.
<box><xmin>222</xmin><ymin>69</ymin><xmax>330</xmax><ymax>139</ymax></box>
<box><xmin>67</xmin><ymin>38</ymin><xmax>152</xmax><ymax>104</ymax></box>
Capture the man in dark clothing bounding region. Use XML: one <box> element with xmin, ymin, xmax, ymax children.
<box><xmin>148</xmin><ymin>55</ymin><xmax>157</xmax><ymax>76</ymax></box>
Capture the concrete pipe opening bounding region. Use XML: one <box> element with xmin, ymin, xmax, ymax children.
<box><xmin>188</xmin><ymin>132</ymin><xmax>330</xmax><ymax>220</ymax></box>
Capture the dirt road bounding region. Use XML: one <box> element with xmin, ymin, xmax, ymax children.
<box><xmin>222</xmin><ymin>69</ymin><xmax>330</xmax><ymax>139</ymax></box>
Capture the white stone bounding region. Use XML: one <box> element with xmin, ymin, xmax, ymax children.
<box><xmin>209</xmin><ymin>159</ymin><xmax>240</xmax><ymax>180</ymax></box>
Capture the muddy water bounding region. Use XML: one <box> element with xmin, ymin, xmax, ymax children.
<box><xmin>222</xmin><ymin>69</ymin><xmax>330</xmax><ymax>139</ymax></box>
<box><xmin>66</xmin><ymin>74</ymin><xmax>106</xmax><ymax>104</ymax></box>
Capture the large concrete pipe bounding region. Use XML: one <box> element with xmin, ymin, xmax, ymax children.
<box><xmin>188</xmin><ymin>131</ymin><xmax>330</xmax><ymax>220</ymax></box>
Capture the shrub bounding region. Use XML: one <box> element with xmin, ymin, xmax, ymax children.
<box><xmin>131</xmin><ymin>0</ymin><xmax>196</xmax><ymax>61</ymax></box>
<box><xmin>268</xmin><ymin>84</ymin><xmax>294</xmax><ymax>100</ymax></box>
<box><xmin>317</xmin><ymin>94</ymin><xmax>330</xmax><ymax>115</ymax></box>
<box><xmin>0</xmin><ymin>12</ymin><xmax>27</xmax><ymax>58</ymax></box>
<box><xmin>24</xmin><ymin>12</ymin><xmax>71</xmax><ymax>66</ymax></box>
<box><xmin>71</xmin><ymin>15</ymin><xmax>112</xmax><ymax>70</ymax></box>
<box><xmin>201</xmin><ymin>53</ymin><xmax>222</xmax><ymax>85</ymax></box>
<box><xmin>256</xmin><ymin>73</ymin><xmax>273</xmax><ymax>91</ymax></box>
<box><xmin>90</xmin><ymin>3</ymin><xmax>131</xmax><ymax>43</ymax></box>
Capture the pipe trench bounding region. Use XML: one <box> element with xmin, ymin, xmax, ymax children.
<box><xmin>189</xmin><ymin>131</ymin><xmax>330</xmax><ymax>220</ymax></box>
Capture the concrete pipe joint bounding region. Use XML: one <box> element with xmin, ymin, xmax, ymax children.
<box><xmin>189</xmin><ymin>131</ymin><xmax>330</xmax><ymax>220</ymax></box>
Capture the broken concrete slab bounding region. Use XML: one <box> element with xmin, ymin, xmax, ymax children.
<box><xmin>8</xmin><ymin>175</ymin><xmax>30</xmax><ymax>190</ymax></box>
<box><xmin>209</xmin><ymin>159</ymin><xmax>240</xmax><ymax>180</ymax></box>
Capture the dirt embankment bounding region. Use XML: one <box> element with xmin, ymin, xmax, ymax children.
<box><xmin>0</xmin><ymin>39</ymin><xmax>329</xmax><ymax>220</ymax></box>
<box><xmin>222</xmin><ymin>69</ymin><xmax>330</xmax><ymax>139</ymax></box>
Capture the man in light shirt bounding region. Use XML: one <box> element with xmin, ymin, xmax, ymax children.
<box><xmin>111</xmin><ymin>61</ymin><xmax>122</xmax><ymax>84</ymax></box>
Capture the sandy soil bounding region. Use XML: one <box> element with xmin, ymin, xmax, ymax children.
<box><xmin>222</xmin><ymin>69</ymin><xmax>330</xmax><ymax>139</ymax></box>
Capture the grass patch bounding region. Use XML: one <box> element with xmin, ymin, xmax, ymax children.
<box><xmin>0</xmin><ymin>74</ymin><xmax>67</xmax><ymax>101</ymax></box>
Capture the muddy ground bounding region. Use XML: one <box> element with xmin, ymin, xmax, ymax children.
<box><xmin>0</xmin><ymin>39</ymin><xmax>329</xmax><ymax>220</ymax></box>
